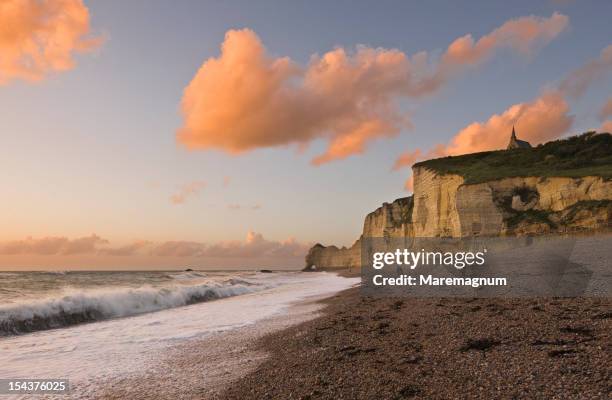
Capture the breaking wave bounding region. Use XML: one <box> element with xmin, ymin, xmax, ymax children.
<box><xmin>167</xmin><ymin>271</ymin><xmax>208</xmax><ymax>280</ymax></box>
<box><xmin>0</xmin><ymin>281</ymin><xmax>262</xmax><ymax>336</ymax></box>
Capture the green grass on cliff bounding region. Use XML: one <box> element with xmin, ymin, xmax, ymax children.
<box><xmin>414</xmin><ymin>132</ymin><xmax>612</xmax><ymax>184</ymax></box>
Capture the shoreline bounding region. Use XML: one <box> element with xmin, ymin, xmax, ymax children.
<box><xmin>0</xmin><ymin>271</ymin><xmax>358</xmax><ymax>399</ymax></box>
<box><xmin>216</xmin><ymin>286</ymin><xmax>610</xmax><ymax>399</ymax></box>
<box><xmin>92</xmin><ymin>283</ymin><xmax>355</xmax><ymax>399</ymax></box>
<box><xmin>30</xmin><ymin>271</ymin><xmax>609</xmax><ymax>399</ymax></box>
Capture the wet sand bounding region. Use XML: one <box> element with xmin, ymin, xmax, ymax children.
<box><xmin>217</xmin><ymin>288</ymin><xmax>611</xmax><ymax>399</ymax></box>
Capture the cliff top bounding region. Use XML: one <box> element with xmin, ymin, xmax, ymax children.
<box><xmin>414</xmin><ymin>132</ymin><xmax>612</xmax><ymax>184</ymax></box>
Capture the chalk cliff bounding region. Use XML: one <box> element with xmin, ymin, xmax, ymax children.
<box><xmin>305</xmin><ymin>197</ymin><xmax>413</xmax><ymax>271</ymax></box>
<box><xmin>412</xmin><ymin>169</ymin><xmax>612</xmax><ymax>238</ymax></box>
<box><xmin>304</xmin><ymin>133</ymin><xmax>612</xmax><ymax>271</ymax></box>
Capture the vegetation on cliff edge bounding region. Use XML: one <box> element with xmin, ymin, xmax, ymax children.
<box><xmin>414</xmin><ymin>132</ymin><xmax>612</xmax><ymax>184</ymax></box>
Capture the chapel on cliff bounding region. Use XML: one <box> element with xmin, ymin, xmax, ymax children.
<box><xmin>507</xmin><ymin>126</ymin><xmax>532</xmax><ymax>149</ymax></box>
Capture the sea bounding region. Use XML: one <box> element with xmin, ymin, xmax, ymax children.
<box><xmin>0</xmin><ymin>270</ymin><xmax>358</xmax><ymax>398</ymax></box>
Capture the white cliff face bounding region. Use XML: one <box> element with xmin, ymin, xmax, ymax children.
<box><xmin>304</xmin><ymin>243</ymin><xmax>361</xmax><ymax>271</ymax></box>
<box><xmin>362</xmin><ymin>197</ymin><xmax>414</xmax><ymax>238</ymax></box>
<box><xmin>412</xmin><ymin>167</ymin><xmax>612</xmax><ymax>237</ymax></box>
<box><xmin>533</xmin><ymin>177</ymin><xmax>612</xmax><ymax>211</ymax></box>
<box><xmin>412</xmin><ymin>167</ymin><xmax>464</xmax><ymax>237</ymax></box>
<box><xmin>304</xmin><ymin>167</ymin><xmax>611</xmax><ymax>269</ymax></box>
<box><xmin>456</xmin><ymin>184</ymin><xmax>505</xmax><ymax>236</ymax></box>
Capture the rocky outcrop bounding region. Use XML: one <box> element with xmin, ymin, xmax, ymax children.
<box><xmin>304</xmin><ymin>167</ymin><xmax>611</xmax><ymax>271</ymax></box>
<box><xmin>303</xmin><ymin>197</ymin><xmax>413</xmax><ymax>271</ymax></box>
<box><xmin>363</xmin><ymin>196</ymin><xmax>414</xmax><ymax>239</ymax></box>
<box><xmin>304</xmin><ymin>243</ymin><xmax>360</xmax><ymax>271</ymax></box>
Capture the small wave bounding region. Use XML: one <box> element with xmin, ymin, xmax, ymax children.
<box><xmin>0</xmin><ymin>282</ymin><xmax>260</xmax><ymax>336</ymax></box>
<box><xmin>168</xmin><ymin>271</ymin><xmax>207</xmax><ymax>280</ymax></box>
<box><xmin>226</xmin><ymin>278</ymin><xmax>256</xmax><ymax>286</ymax></box>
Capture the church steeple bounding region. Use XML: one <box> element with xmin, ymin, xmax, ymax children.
<box><xmin>507</xmin><ymin>125</ymin><xmax>532</xmax><ymax>150</ymax></box>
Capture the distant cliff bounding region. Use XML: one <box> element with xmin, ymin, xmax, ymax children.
<box><xmin>305</xmin><ymin>197</ymin><xmax>413</xmax><ymax>271</ymax></box>
<box><xmin>304</xmin><ymin>132</ymin><xmax>612</xmax><ymax>271</ymax></box>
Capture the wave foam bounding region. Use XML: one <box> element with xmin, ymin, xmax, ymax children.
<box><xmin>0</xmin><ymin>281</ymin><xmax>260</xmax><ymax>336</ymax></box>
<box><xmin>167</xmin><ymin>271</ymin><xmax>208</xmax><ymax>280</ymax></box>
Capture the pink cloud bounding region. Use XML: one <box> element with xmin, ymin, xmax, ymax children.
<box><xmin>404</xmin><ymin>175</ymin><xmax>414</xmax><ymax>192</ymax></box>
<box><xmin>0</xmin><ymin>0</ymin><xmax>102</xmax><ymax>84</ymax></box>
<box><xmin>599</xmin><ymin>98</ymin><xmax>612</xmax><ymax>121</ymax></box>
<box><xmin>560</xmin><ymin>45</ymin><xmax>612</xmax><ymax>98</ymax></box>
<box><xmin>149</xmin><ymin>241</ymin><xmax>205</xmax><ymax>257</ymax></box>
<box><xmin>199</xmin><ymin>232</ymin><xmax>309</xmax><ymax>258</ymax></box>
<box><xmin>98</xmin><ymin>240</ymin><xmax>152</xmax><ymax>256</ymax></box>
<box><xmin>170</xmin><ymin>181</ymin><xmax>206</xmax><ymax>204</ymax></box>
<box><xmin>599</xmin><ymin>98</ymin><xmax>612</xmax><ymax>133</ymax></box>
<box><xmin>0</xmin><ymin>234</ymin><xmax>108</xmax><ymax>255</ymax></box>
<box><xmin>393</xmin><ymin>42</ymin><xmax>612</xmax><ymax>187</ymax></box>
<box><xmin>177</xmin><ymin>14</ymin><xmax>567</xmax><ymax>164</ymax></box>
<box><xmin>443</xmin><ymin>91</ymin><xmax>573</xmax><ymax>156</ymax></box>
<box><xmin>442</xmin><ymin>12</ymin><xmax>568</xmax><ymax>67</ymax></box>
<box><xmin>148</xmin><ymin>232</ymin><xmax>309</xmax><ymax>258</ymax></box>
<box><xmin>392</xmin><ymin>149</ymin><xmax>422</xmax><ymax>171</ymax></box>
<box><xmin>0</xmin><ymin>233</ymin><xmax>311</xmax><ymax>261</ymax></box>
<box><xmin>393</xmin><ymin>91</ymin><xmax>573</xmax><ymax>189</ymax></box>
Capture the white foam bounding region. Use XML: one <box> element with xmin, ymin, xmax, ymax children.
<box><xmin>0</xmin><ymin>281</ymin><xmax>261</xmax><ymax>334</ymax></box>
<box><xmin>0</xmin><ymin>272</ymin><xmax>358</xmax><ymax>399</ymax></box>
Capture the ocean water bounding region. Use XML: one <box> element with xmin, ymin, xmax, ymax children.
<box><xmin>0</xmin><ymin>270</ymin><xmax>358</xmax><ymax>397</ymax></box>
<box><xmin>0</xmin><ymin>270</ymin><xmax>275</xmax><ymax>336</ymax></box>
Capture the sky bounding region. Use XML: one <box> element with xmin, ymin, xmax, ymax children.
<box><xmin>0</xmin><ymin>0</ymin><xmax>611</xmax><ymax>270</ymax></box>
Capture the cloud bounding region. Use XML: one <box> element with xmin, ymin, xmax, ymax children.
<box><xmin>599</xmin><ymin>98</ymin><xmax>612</xmax><ymax>133</ymax></box>
<box><xmin>170</xmin><ymin>181</ymin><xmax>206</xmax><ymax>204</ymax></box>
<box><xmin>599</xmin><ymin>98</ymin><xmax>612</xmax><ymax>121</ymax></box>
<box><xmin>392</xmin><ymin>42</ymin><xmax>612</xmax><ymax>186</ymax></box>
<box><xmin>177</xmin><ymin>14</ymin><xmax>567</xmax><ymax>164</ymax></box>
<box><xmin>393</xmin><ymin>91</ymin><xmax>573</xmax><ymax>189</ymax></box>
<box><xmin>222</xmin><ymin>176</ymin><xmax>231</xmax><ymax>187</ymax></box>
<box><xmin>197</xmin><ymin>231</ymin><xmax>309</xmax><ymax>258</ymax></box>
<box><xmin>395</xmin><ymin>91</ymin><xmax>573</xmax><ymax>166</ymax></box>
<box><xmin>0</xmin><ymin>234</ymin><xmax>108</xmax><ymax>255</ymax></box>
<box><xmin>442</xmin><ymin>91</ymin><xmax>573</xmax><ymax>156</ymax></box>
<box><xmin>0</xmin><ymin>0</ymin><xmax>102</xmax><ymax>84</ymax></box>
<box><xmin>149</xmin><ymin>241</ymin><xmax>205</xmax><ymax>257</ymax></box>
<box><xmin>441</xmin><ymin>12</ymin><xmax>568</xmax><ymax>67</ymax></box>
<box><xmin>98</xmin><ymin>240</ymin><xmax>152</xmax><ymax>256</ymax></box>
<box><xmin>0</xmin><ymin>232</ymin><xmax>310</xmax><ymax>260</ymax></box>
<box><xmin>392</xmin><ymin>149</ymin><xmax>422</xmax><ymax>171</ymax></box>
<box><xmin>559</xmin><ymin>44</ymin><xmax>612</xmax><ymax>98</ymax></box>
<box><xmin>177</xmin><ymin>29</ymin><xmax>411</xmax><ymax>165</ymax></box>
<box><xmin>416</xmin><ymin>12</ymin><xmax>569</xmax><ymax>94</ymax></box>
<box><xmin>149</xmin><ymin>232</ymin><xmax>309</xmax><ymax>258</ymax></box>
<box><xmin>441</xmin><ymin>43</ymin><xmax>612</xmax><ymax>156</ymax></box>
<box><xmin>404</xmin><ymin>175</ymin><xmax>414</xmax><ymax>192</ymax></box>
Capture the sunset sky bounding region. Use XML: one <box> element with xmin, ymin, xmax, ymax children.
<box><xmin>1</xmin><ymin>0</ymin><xmax>611</xmax><ymax>269</ymax></box>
